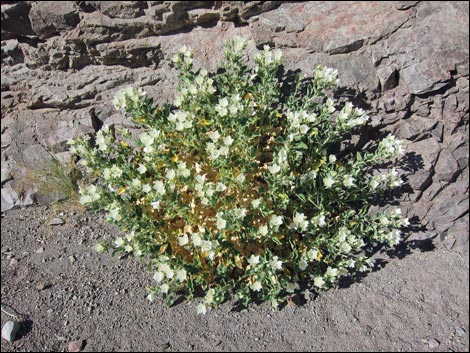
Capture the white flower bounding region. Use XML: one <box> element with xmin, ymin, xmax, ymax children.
<box><xmin>379</xmin><ymin>215</ymin><xmax>390</xmax><ymax>225</ymax></box>
<box><xmin>248</xmin><ymin>254</ymin><xmax>260</xmax><ymax>267</ymax></box>
<box><xmin>402</xmin><ymin>218</ymin><xmax>410</xmax><ymax>227</ymax></box>
<box><xmin>292</xmin><ymin>212</ymin><xmax>309</xmax><ymax>231</ymax></box>
<box><xmin>325</xmin><ymin>98</ymin><xmax>335</xmax><ymax>113</ymax></box>
<box><xmin>153</xmin><ymin>180</ymin><xmax>166</xmax><ymax>195</ymax></box>
<box><xmin>153</xmin><ymin>272</ymin><xmax>165</xmax><ymax>283</ymax></box>
<box><xmin>314</xmin><ymin>66</ymin><xmax>339</xmax><ymax>87</ymax></box>
<box><xmin>178</xmin><ymin>234</ymin><xmax>189</xmax><ymax>246</ymax></box>
<box><xmin>79</xmin><ymin>194</ymin><xmax>92</xmax><ymax>204</ymax></box>
<box><xmin>229</xmin><ymin>102</ymin><xmax>240</xmax><ymax>115</ymax></box>
<box><xmin>216</xmin><ymin>183</ymin><xmax>227</xmax><ymax>192</ymax></box>
<box><xmin>137</xmin><ymin>164</ymin><xmax>147</xmax><ymax>174</ymax></box>
<box><xmin>151</xmin><ymin>201</ymin><xmax>161</xmax><ymax>210</ymax></box>
<box><xmin>103</xmin><ymin>168</ymin><xmax>111</xmax><ymax>180</ymax></box>
<box><xmin>251</xmin><ymin>198</ymin><xmax>261</xmax><ymax>209</ymax></box>
<box><xmin>177</xmin><ymin>162</ymin><xmax>191</xmax><ymax>178</ymax></box>
<box><xmin>132</xmin><ymin>178</ymin><xmax>141</xmax><ymax>188</ymax></box>
<box><xmin>216</xmin><ymin>216</ymin><xmax>227</xmax><ymax>230</ymax></box>
<box><xmin>258</xmin><ymin>225</ymin><xmax>269</xmax><ymax>236</ymax></box>
<box><xmin>379</xmin><ymin>135</ymin><xmax>405</xmax><ymax>157</ymax></box>
<box><xmin>142</xmin><ymin>184</ymin><xmax>151</xmax><ymax>193</ymax></box>
<box><xmin>166</xmin><ymin>169</ymin><xmax>176</xmax><ymax>180</ymax></box>
<box><xmin>314</xmin><ymin>276</ymin><xmax>325</xmax><ymax>288</ymax></box>
<box><xmin>95</xmin><ymin>131</ymin><xmax>109</xmax><ymax>151</ymax></box>
<box><xmin>299</xmin><ymin>124</ymin><xmax>310</xmax><ymax>134</ymax></box>
<box><xmin>219</xmin><ymin>146</ymin><xmax>229</xmax><ymax>156</ymax></box>
<box><xmin>114</xmin><ymin>237</ymin><xmax>125</xmax><ymax>247</ymax></box>
<box><xmin>208</xmin><ymin>131</ymin><xmax>220</xmax><ymax>142</ymax></box>
<box><xmin>197</xmin><ymin>303</ymin><xmax>207</xmax><ymax>315</ymax></box>
<box><xmin>270</xmin><ymin>256</ymin><xmax>283</xmax><ymax>271</ymax></box>
<box><xmin>346</xmin><ymin>259</ymin><xmax>356</xmax><ymax>268</ymax></box>
<box><xmin>268</xmin><ymin>164</ymin><xmax>281</xmax><ymax>174</ymax></box>
<box><xmin>206</xmin><ymin>187</ymin><xmax>215</xmax><ymax>197</ymax></box>
<box><xmin>340</xmin><ymin>242</ymin><xmax>352</xmax><ymax>253</ymax></box>
<box><xmin>93</xmin><ymin>243</ymin><xmax>106</xmax><ymax>253</ymax></box>
<box><xmin>270</xmin><ymin>215</ymin><xmax>283</xmax><ymax>227</ymax></box>
<box><xmin>250</xmin><ymin>281</ymin><xmax>262</xmax><ymax>292</ymax></box>
<box><xmin>329</xmin><ymin>155</ymin><xmax>337</xmax><ymax>163</ymax></box>
<box><xmin>147</xmin><ymin>293</ymin><xmax>156</xmax><ymax>302</ymax></box>
<box><xmin>139</xmin><ymin>133</ymin><xmax>154</xmax><ymax>151</ymax></box>
<box><xmin>109</xmin><ymin>207</ymin><xmax>122</xmax><ymax>221</ymax></box>
<box><xmin>175</xmin><ymin>269</ymin><xmax>187</xmax><ymax>282</ymax></box>
<box><xmin>236</xmin><ymin>173</ymin><xmax>246</xmax><ymax>183</ymax></box>
<box><xmin>113</xmin><ymin>86</ymin><xmax>146</xmax><ymax>110</ymax></box>
<box><xmin>343</xmin><ymin>175</ymin><xmax>355</xmax><ymax>188</ymax></box>
<box><xmin>326</xmin><ymin>267</ymin><xmax>338</xmax><ymax>278</ymax></box>
<box><xmin>215</xmin><ymin>97</ymin><xmax>229</xmax><ymax>116</ymax></box>
<box><xmin>223</xmin><ymin>136</ymin><xmax>234</xmax><ymax>146</ymax></box>
<box><xmin>192</xmin><ymin>233</ymin><xmax>202</xmax><ymax>247</ymax></box>
<box><xmin>312</xmin><ymin>214</ymin><xmax>326</xmax><ymax>227</ymax></box>
<box><xmin>160</xmin><ymin>284</ymin><xmax>169</xmax><ymax>294</ymax></box>
<box><xmin>159</xmin><ymin>264</ymin><xmax>174</xmax><ymax>279</ymax></box>
<box><xmin>323</xmin><ymin>175</ymin><xmax>335</xmax><ymax>188</ymax></box>
<box><xmin>204</xmin><ymin>289</ymin><xmax>215</xmax><ymax>304</ymax></box>
<box><xmin>307</xmin><ymin>249</ymin><xmax>319</xmax><ymax>261</ymax></box>
<box><xmin>234</xmin><ymin>208</ymin><xmax>247</xmax><ymax>219</ymax></box>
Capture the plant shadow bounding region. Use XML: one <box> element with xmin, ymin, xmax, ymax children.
<box><xmin>15</xmin><ymin>319</ymin><xmax>33</xmax><ymax>340</ymax></box>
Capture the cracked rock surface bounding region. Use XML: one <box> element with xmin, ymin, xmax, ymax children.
<box><xmin>1</xmin><ymin>1</ymin><xmax>469</xmax><ymax>252</ymax></box>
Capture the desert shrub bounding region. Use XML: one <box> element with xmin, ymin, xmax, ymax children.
<box><xmin>69</xmin><ymin>37</ymin><xmax>408</xmax><ymax>313</ymax></box>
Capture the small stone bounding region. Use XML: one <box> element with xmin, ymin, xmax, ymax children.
<box><xmin>158</xmin><ymin>342</ymin><xmax>171</xmax><ymax>350</ymax></box>
<box><xmin>455</xmin><ymin>327</ymin><xmax>466</xmax><ymax>336</ymax></box>
<box><xmin>428</xmin><ymin>338</ymin><xmax>440</xmax><ymax>349</ymax></box>
<box><xmin>37</xmin><ymin>283</ymin><xmax>46</xmax><ymax>290</ymax></box>
<box><xmin>50</xmin><ymin>218</ymin><xmax>65</xmax><ymax>226</ymax></box>
<box><xmin>9</xmin><ymin>258</ymin><xmax>18</xmax><ymax>266</ymax></box>
<box><xmin>35</xmin><ymin>247</ymin><xmax>45</xmax><ymax>253</ymax></box>
<box><xmin>2</xmin><ymin>321</ymin><xmax>20</xmax><ymax>342</ymax></box>
<box><xmin>68</xmin><ymin>339</ymin><xmax>84</xmax><ymax>352</ymax></box>
<box><xmin>68</xmin><ymin>255</ymin><xmax>76</xmax><ymax>263</ymax></box>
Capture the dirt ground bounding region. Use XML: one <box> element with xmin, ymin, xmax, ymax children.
<box><xmin>1</xmin><ymin>205</ymin><xmax>469</xmax><ymax>352</ymax></box>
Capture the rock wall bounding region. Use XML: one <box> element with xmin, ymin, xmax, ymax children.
<box><xmin>1</xmin><ymin>1</ymin><xmax>468</xmax><ymax>252</ymax></box>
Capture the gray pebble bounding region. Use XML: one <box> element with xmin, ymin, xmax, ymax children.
<box><xmin>428</xmin><ymin>338</ymin><xmax>440</xmax><ymax>349</ymax></box>
<box><xmin>50</xmin><ymin>218</ymin><xmax>65</xmax><ymax>226</ymax></box>
<box><xmin>2</xmin><ymin>321</ymin><xmax>20</xmax><ymax>342</ymax></box>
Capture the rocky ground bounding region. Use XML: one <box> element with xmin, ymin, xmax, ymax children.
<box><xmin>1</xmin><ymin>1</ymin><xmax>469</xmax><ymax>352</ymax></box>
<box><xmin>1</xmin><ymin>1</ymin><xmax>469</xmax><ymax>251</ymax></box>
<box><xmin>1</xmin><ymin>205</ymin><xmax>469</xmax><ymax>352</ymax></box>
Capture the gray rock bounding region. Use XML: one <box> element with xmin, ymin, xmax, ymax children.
<box><xmin>377</xmin><ymin>66</ymin><xmax>399</xmax><ymax>92</ymax></box>
<box><xmin>434</xmin><ymin>149</ymin><xmax>459</xmax><ymax>183</ymax></box>
<box><xmin>29</xmin><ymin>1</ymin><xmax>80</xmax><ymax>38</ymax></box>
<box><xmin>68</xmin><ymin>339</ymin><xmax>84</xmax><ymax>352</ymax></box>
<box><xmin>395</xmin><ymin>1</ymin><xmax>419</xmax><ymax>10</ymax></box>
<box><xmin>50</xmin><ymin>218</ymin><xmax>65</xmax><ymax>226</ymax></box>
<box><xmin>1</xmin><ymin>321</ymin><xmax>20</xmax><ymax>342</ymax></box>
<box><xmin>428</xmin><ymin>338</ymin><xmax>440</xmax><ymax>349</ymax></box>
<box><xmin>1</xmin><ymin>2</ymin><xmax>34</xmax><ymax>39</ymax></box>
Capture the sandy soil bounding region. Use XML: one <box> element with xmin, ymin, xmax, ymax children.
<box><xmin>1</xmin><ymin>206</ymin><xmax>469</xmax><ymax>352</ymax></box>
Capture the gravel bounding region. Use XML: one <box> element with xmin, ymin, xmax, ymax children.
<box><xmin>1</xmin><ymin>206</ymin><xmax>469</xmax><ymax>352</ymax></box>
